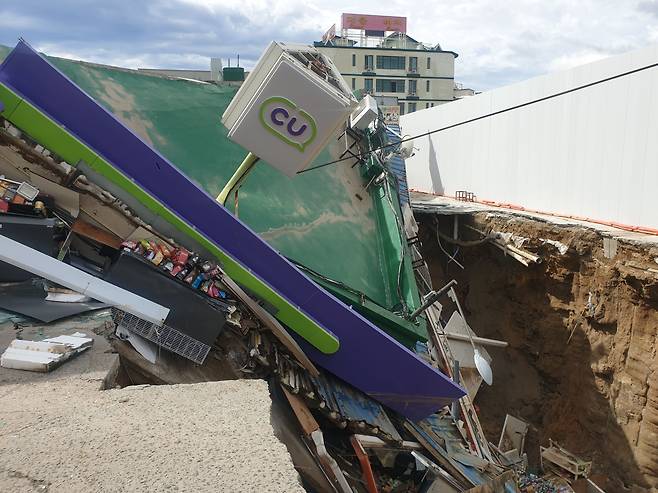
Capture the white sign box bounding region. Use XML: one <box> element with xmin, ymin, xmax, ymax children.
<box><xmin>223</xmin><ymin>43</ymin><xmax>355</xmax><ymax>177</ymax></box>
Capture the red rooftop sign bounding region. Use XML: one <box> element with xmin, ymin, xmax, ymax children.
<box><xmin>341</xmin><ymin>13</ymin><xmax>407</xmax><ymax>33</ymax></box>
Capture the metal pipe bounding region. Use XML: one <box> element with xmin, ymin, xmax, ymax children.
<box><xmin>0</xmin><ymin>234</ymin><xmax>170</xmax><ymax>324</ymax></box>
<box><xmin>216</xmin><ymin>152</ymin><xmax>260</xmax><ymax>205</ymax></box>
<box><xmin>353</xmin><ymin>434</ymin><xmax>423</xmax><ymax>451</ymax></box>
<box><xmin>490</xmin><ymin>241</ymin><xmax>530</xmax><ymax>266</ymax></box>
<box><xmin>409</xmin><ymin>279</ymin><xmax>457</xmax><ymax>320</ymax></box>
<box><xmin>350</xmin><ymin>435</ymin><xmax>379</xmax><ymax>493</ymax></box>
<box><xmin>443</xmin><ymin>332</ymin><xmax>508</xmax><ymax>348</ymax></box>
<box><xmin>451</xmin><ymin>360</ymin><xmax>460</xmax><ymax>419</ymax></box>
<box><xmin>503</xmin><ymin>242</ymin><xmax>542</xmax><ymax>263</ymax></box>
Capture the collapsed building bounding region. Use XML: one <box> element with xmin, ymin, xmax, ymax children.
<box><xmin>0</xmin><ymin>37</ymin><xmax>655</xmax><ymax>493</ymax></box>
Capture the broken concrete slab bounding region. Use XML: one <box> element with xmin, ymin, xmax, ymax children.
<box><xmin>0</xmin><ymin>377</ymin><xmax>304</xmax><ymax>492</ymax></box>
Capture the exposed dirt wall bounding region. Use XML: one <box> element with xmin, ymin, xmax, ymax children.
<box><xmin>416</xmin><ymin>212</ymin><xmax>658</xmax><ymax>493</ymax></box>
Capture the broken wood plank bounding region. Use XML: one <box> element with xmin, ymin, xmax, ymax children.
<box><xmin>71</xmin><ymin>218</ymin><xmax>122</xmax><ymax>249</ymax></box>
<box><xmin>282</xmin><ymin>385</ymin><xmax>320</xmax><ymax>436</ymax></box>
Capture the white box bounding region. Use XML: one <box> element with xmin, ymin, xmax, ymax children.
<box><xmin>222</xmin><ymin>42</ymin><xmax>355</xmax><ymax>177</ymax></box>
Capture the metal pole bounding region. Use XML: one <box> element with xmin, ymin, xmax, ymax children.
<box><xmin>451</xmin><ymin>359</ymin><xmax>460</xmax><ymax>419</ymax></box>
<box><xmin>409</xmin><ymin>279</ymin><xmax>457</xmax><ymax>320</ymax></box>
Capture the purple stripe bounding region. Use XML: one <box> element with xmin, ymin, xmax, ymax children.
<box><xmin>0</xmin><ymin>40</ymin><xmax>465</xmax><ymax>420</ymax></box>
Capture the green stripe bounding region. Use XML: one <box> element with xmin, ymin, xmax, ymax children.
<box><xmin>0</xmin><ymin>82</ymin><xmax>339</xmax><ymax>354</ymax></box>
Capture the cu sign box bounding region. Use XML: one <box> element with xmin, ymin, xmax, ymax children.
<box><xmin>222</xmin><ymin>42</ymin><xmax>355</xmax><ymax>177</ymax></box>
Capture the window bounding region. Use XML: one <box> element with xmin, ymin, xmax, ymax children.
<box><xmin>351</xmin><ymin>78</ymin><xmax>356</xmax><ymax>90</ymax></box>
<box><xmin>426</xmin><ymin>103</ymin><xmax>430</xmax><ymax>109</ymax></box>
<box><xmin>431</xmin><ymin>103</ymin><xmax>434</xmax><ymax>107</ymax></box>
<box><xmin>376</xmin><ymin>79</ymin><xmax>405</xmax><ymax>93</ymax></box>
<box><xmin>376</xmin><ymin>56</ymin><xmax>406</xmax><ymax>70</ymax></box>
<box><xmin>364</xmin><ymin>78</ymin><xmax>373</xmax><ymax>92</ymax></box>
<box><xmin>426</xmin><ymin>57</ymin><xmax>431</xmax><ymax>69</ymax></box>
<box><xmin>409</xmin><ymin>57</ymin><xmax>418</xmax><ymax>73</ymax></box>
<box><xmin>399</xmin><ymin>102</ymin><xmax>405</xmax><ymax>115</ymax></box>
<box><xmin>408</xmin><ymin>79</ymin><xmax>417</xmax><ymax>95</ymax></box>
<box><xmin>352</xmin><ymin>54</ymin><xmax>356</xmax><ymax>67</ymax></box>
<box><xmin>364</xmin><ymin>55</ymin><xmax>374</xmax><ymax>71</ymax></box>
<box><xmin>408</xmin><ymin>102</ymin><xmax>417</xmax><ymax>113</ymax></box>
<box><xmin>426</xmin><ymin>80</ymin><xmax>430</xmax><ymax>92</ymax></box>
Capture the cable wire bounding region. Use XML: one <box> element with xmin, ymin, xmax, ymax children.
<box><xmin>297</xmin><ymin>58</ymin><xmax>658</xmax><ymax>175</ymax></box>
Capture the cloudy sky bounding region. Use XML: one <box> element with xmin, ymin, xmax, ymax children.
<box><xmin>1</xmin><ymin>0</ymin><xmax>657</xmax><ymax>90</ymax></box>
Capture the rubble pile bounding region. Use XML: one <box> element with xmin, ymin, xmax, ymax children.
<box><xmin>0</xmin><ymin>40</ymin><xmax>608</xmax><ymax>493</ymax></box>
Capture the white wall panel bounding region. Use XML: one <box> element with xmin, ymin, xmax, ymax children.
<box><xmin>401</xmin><ymin>44</ymin><xmax>658</xmax><ymax>231</ymax></box>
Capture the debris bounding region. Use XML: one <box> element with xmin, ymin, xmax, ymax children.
<box><xmin>16</xmin><ymin>181</ymin><xmax>39</xmax><ymax>201</ymax></box>
<box><xmin>541</xmin><ymin>238</ymin><xmax>569</xmax><ymax>255</ymax></box>
<box><xmin>498</xmin><ymin>414</ymin><xmax>529</xmax><ymax>458</ymax></box>
<box><xmin>115</xmin><ymin>324</ymin><xmax>158</xmax><ymax>364</ymax></box>
<box><xmin>45</xmin><ymin>287</ymin><xmax>91</xmax><ymax>303</ymax></box>
<box><xmin>0</xmin><ymin>38</ymin><xmax>546</xmax><ymax>493</ymax></box>
<box><xmin>449</xmin><ymin>287</ymin><xmax>493</xmax><ymax>386</ymax></box>
<box><xmin>311</xmin><ymin>429</ymin><xmax>352</xmax><ymax>493</ymax></box>
<box><xmin>0</xmin><ymin>281</ymin><xmax>107</xmax><ymax>322</ymax></box>
<box><xmin>0</xmin><ymin>332</ymin><xmax>92</xmax><ymax>372</ymax></box>
<box><xmin>350</xmin><ymin>435</ymin><xmax>378</xmax><ymax>493</ymax></box>
<box><xmin>541</xmin><ymin>439</ymin><xmax>592</xmax><ymax>481</ymax></box>
<box><xmin>518</xmin><ymin>473</ymin><xmax>571</xmax><ymax>493</ymax></box>
<box><xmin>491</xmin><ymin>237</ymin><xmax>541</xmax><ymax>266</ymax></box>
<box><xmin>0</xmin><ymin>215</ymin><xmax>58</xmax><ymax>282</ymax></box>
<box><xmin>0</xmin><ymin>234</ymin><xmax>169</xmax><ymax>325</ymax></box>
<box><xmin>71</xmin><ymin>218</ymin><xmax>122</xmax><ymax>248</ymax></box>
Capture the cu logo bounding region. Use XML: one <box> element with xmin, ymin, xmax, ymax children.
<box><xmin>259</xmin><ymin>97</ymin><xmax>317</xmax><ymax>152</ymax></box>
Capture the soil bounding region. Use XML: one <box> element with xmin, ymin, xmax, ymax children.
<box><xmin>417</xmin><ymin>211</ymin><xmax>658</xmax><ymax>493</ymax></box>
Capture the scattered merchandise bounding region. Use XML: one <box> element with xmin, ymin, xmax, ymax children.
<box><xmin>518</xmin><ymin>473</ymin><xmax>572</xmax><ymax>493</ymax></box>
<box><xmin>120</xmin><ymin>239</ymin><xmax>231</xmax><ymax>302</ymax></box>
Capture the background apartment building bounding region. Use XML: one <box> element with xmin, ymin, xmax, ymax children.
<box><xmin>315</xmin><ymin>14</ymin><xmax>470</xmax><ymax>115</ymax></box>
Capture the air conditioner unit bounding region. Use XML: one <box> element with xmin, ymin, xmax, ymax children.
<box><xmin>350</xmin><ymin>95</ymin><xmax>378</xmax><ymax>131</ymax></box>
<box><xmin>222</xmin><ymin>42</ymin><xmax>356</xmax><ymax>177</ymax></box>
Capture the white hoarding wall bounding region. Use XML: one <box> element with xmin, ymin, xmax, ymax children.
<box><xmin>401</xmin><ymin>44</ymin><xmax>658</xmax><ymax>231</ymax></box>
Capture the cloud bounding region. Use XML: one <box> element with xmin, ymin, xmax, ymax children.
<box><xmin>0</xmin><ymin>0</ymin><xmax>321</xmax><ymax>70</ymax></box>
<box><xmin>1</xmin><ymin>0</ymin><xmax>657</xmax><ymax>90</ymax></box>
<box><xmin>548</xmin><ymin>50</ymin><xmax>610</xmax><ymax>72</ymax></box>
